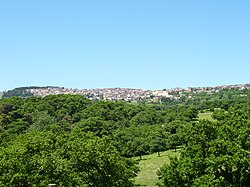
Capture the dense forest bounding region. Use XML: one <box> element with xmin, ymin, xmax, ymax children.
<box><xmin>0</xmin><ymin>88</ymin><xmax>249</xmax><ymax>186</ymax></box>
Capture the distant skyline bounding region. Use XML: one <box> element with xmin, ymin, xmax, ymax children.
<box><xmin>0</xmin><ymin>1</ymin><xmax>249</xmax><ymax>91</ymax></box>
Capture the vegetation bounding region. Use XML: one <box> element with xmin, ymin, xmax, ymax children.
<box><xmin>0</xmin><ymin>94</ymin><xmax>195</xmax><ymax>186</ymax></box>
<box><xmin>0</xmin><ymin>87</ymin><xmax>249</xmax><ymax>186</ymax></box>
<box><xmin>197</xmin><ymin>112</ymin><xmax>215</xmax><ymax>121</ymax></box>
<box><xmin>2</xmin><ymin>86</ymin><xmax>58</xmax><ymax>98</ymax></box>
<box><xmin>158</xmin><ymin>101</ymin><xmax>250</xmax><ymax>186</ymax></box>
<box><xmin>2</xmin><ymin>87</ymin><xmax>34</xmax><ymax>98</ymax></box>
<box><xmin>134</xmin><ymin>149</ymin><xmax>180</xmax><ymax>187</ymax></box>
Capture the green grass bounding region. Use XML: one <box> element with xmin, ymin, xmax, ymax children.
<box><xmin>134</xmin><ymin>150</ymin><xmax>180</xmax><ymax>187</ymax></box>
<box><xmin>197</xmin><ymin>112</ymin><xmax>215</xmax><ymax>121</ymax></box>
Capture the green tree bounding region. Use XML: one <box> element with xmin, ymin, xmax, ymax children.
<box><xmin>158</xmin><ymin>109</ymin><xmax>250</xmax><ymax>187</ymax></box>
<box><xmin>0</xmin><ymin>129</ymin><xmax>138</xmax><ymax>186</ymax></box>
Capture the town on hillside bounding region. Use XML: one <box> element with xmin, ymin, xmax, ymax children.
<box><xmin>2</xmin><ymin>83</ymin><xmax>249</xmax><ymax>101</ymax></box>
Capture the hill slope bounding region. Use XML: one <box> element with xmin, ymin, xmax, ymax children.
<box><xmin>135</xmin><ymin>150</ymin><xmax>180</xmax><ymax>187</ymax></box>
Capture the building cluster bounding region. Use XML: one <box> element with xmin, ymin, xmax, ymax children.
<box><xmin>81</xmin><ymin>88</ymin><xmax>152</xmax><ymax>101</ymax></box>
<box><xmin>26</xmin><ymin>83</ymin><xmax>250</xmax><ymax>101</ymax></box>
<box><xmin>28</xmin><ymin>87</ymin><xmax>152</xmax><ymax>101</ymax></box>
<box><xmin>187</xmin><ymin>84</ymin><xmax>250</xmax><ymax>93</ymax></box>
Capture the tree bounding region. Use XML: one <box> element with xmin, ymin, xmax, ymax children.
<box><xmin>158</xmin><ymin>106</ymin><xmax>250</xmax><ymax>187</ymax></box>
<box><xmin>0</xmin><ymin>129</ymin><xmax>138</xmax><ymax>186</ymax></box>
<box><xmin>75</xmin><ymin>117</ymin><xmax>112</xmax><ymax>137</ymax></box>
<box><xmin>29</xmin><ymin>111</ymin><xmax>56</xmax><ymax>131</ymax></box>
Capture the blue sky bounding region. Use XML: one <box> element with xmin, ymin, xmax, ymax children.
<box><xmin>0</xmin><ymin>1</ymin><xmax>249</xmax><ymax>91</ymax></box>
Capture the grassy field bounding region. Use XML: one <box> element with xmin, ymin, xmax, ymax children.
<box><xmin>134</xmin><ymin>150</ymin><xmax>180</xmax><ymax>187</ymax></box>
<box><xmin>197</xmin><ymin>112</ymin><xmax>215</xmax><ymax>121</ymax></box>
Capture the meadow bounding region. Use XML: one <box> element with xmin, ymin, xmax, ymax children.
<box><xmin>134</xmin><ymin>150</ymin><xmax>180</xmax><ymax>187</ymax></box>
<box><xmin>197</xmin><ymin>111</ymin><xmax>214</xmax><ymax>121</ymax></box>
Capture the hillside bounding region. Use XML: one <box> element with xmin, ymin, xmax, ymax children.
<box><xmin>2</xmin><ymin>83</ymin><xmax>250</xmax><ymax>102</ymax></box>
<box><xmin>0</xmin><ymin>88</ymin><xmax>250</xmax><ymax>186</ymax></box>
<box><xmin>2</xmin><ymin>86</ymin><xmax>59</xmax><ymax>98</ymax></box>
<box><xmin>135</xmin><ymin>150</ymin><xmax>180</xmax><ymax>187</ymax></box>
<box><xmin>0</xmin><ymin>94</ymin><xmax>195</xmax><ymax>186</ymax></box>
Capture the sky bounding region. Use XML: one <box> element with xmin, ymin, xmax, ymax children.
<box><xmin>0</xmin><ymin>0</ymin><xmax>249</xmax><ymax>91</ymax></box>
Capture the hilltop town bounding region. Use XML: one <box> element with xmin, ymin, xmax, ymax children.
<box><xmin>2</xmin><ymin>83</ymin><xmax>249</xmax><ymax>101</ymax></box>
<box><xmin>28</xmin><ymin>87</ymin><xmax>152</xmax><ymax>101</ymax></box>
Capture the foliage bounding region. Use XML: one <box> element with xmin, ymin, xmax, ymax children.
<box><xmin>1</xmin><ymin>89</ymin><xmax>249</xmax><ymax>186</ymax></box>
<box><xmin>0</xmin><ymin>94</ymin><xmax>192</xmax><ymax>186</ymax></box>
<box><xmin>158</xmin><ymin>101</ymin><xmax>250</xmax><ymax>187</ymax></box>
<box><xmin>2</xmin><ymin>87</ymin><xmax>34</xmax><ymax>98</ymax></box>
<box><xmin>0</xmin><ymin>129</ymin><xmax>138</xmax><ymax>186</ymax></box>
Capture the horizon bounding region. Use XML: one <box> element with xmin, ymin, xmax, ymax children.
<box><xmin>0</xmin><ymin>1</ymin><xmax>249</xmax><ymax>91</ymax></box>
<box><xmin>1</xmin><ymin>81</ymin><xmax>249</xmax><ymax>92</ymax></box>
